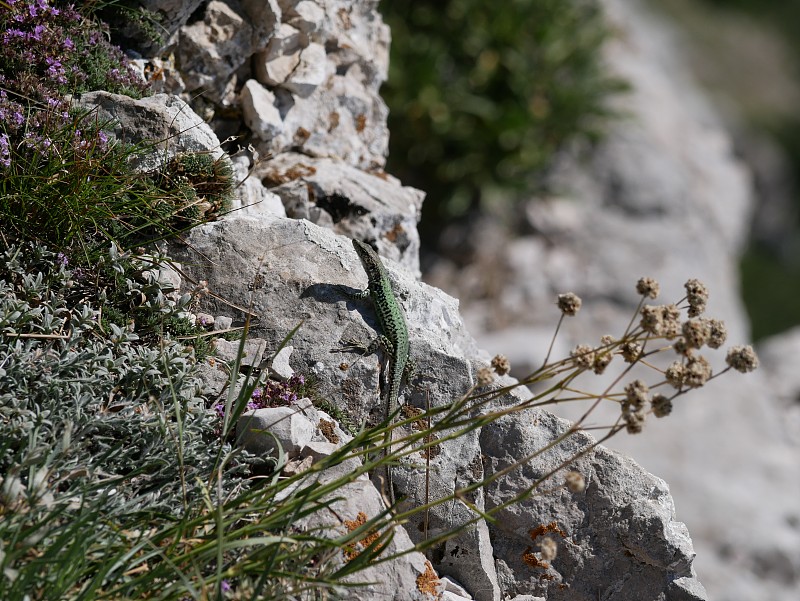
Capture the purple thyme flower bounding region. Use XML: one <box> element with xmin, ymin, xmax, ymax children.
<box><xmin>0</xmin><ymin>133</ymin><xmax>10</xmax><ymax>168</ymax></box>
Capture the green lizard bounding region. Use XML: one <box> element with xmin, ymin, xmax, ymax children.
<box><xmin>335</xmin><ymin>238</ymin><xmax>414</xmax><ymax>502</ymax></box>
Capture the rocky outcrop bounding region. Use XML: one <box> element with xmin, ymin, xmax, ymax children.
<box><xmin>95</xmin><ymin>0</ymin><xmax>762</xmax><ymax>598</ymax></box>
<box><xmin>165</xmin><ymin>215</ymin><xmax>708</xmax><ymax>601</ymax></box>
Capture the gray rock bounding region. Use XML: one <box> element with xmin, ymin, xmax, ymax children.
<box><xmin>168</xmin><ymin>216</ymin><xmax>707</xmax><ymax>600</ymax></box>
<box><xmin>229</xmin><ymin>154</ymin><xmax>287</xmax><ymax>218</ymax></box>
<box><xmin>177</xmin><ymin>0</ymin><xmax>281</xmax><ymax>103</ymax></box>
<box><xmin>270</xmin><ymin>345</ymin><xmax>295</xmax><ymax>379</ymax></box>
<box><xmin>440</xmin><ymin>575</ymin><xmax>472</xmax><ymax>599</ymax></box>
<box><xmin>304</xmin><ymin>440</ymin><xmax>339</xmax><ymax>461</ymax></box>
<box><xmin>286</xmin><ymin>0</ymin><xmax>325</xmax><ymax>35</ymax></box>
<box><xmin>74</xmin><ymin>92</ymin><xmax>225</xmax><ymax>171</ymax></box>
<box><xmin>113</xmin><ymin>0</ymin><xmax>206</xmax><ymax>56</ymax></box>
<box><xmin>253</xmin><ymin>23</ymin><xmax>305</xmax><ymax>87</ymax></box>
<box><xmin>194</xmin><ymin>358</ymin><xmax>229</xmax><ymax>398</ymax></box>
<box><xmin>213</xmin><ymin>337</ymin><xmax>267</xmax><ymax>368</ymax></box>
<box><xmin>438</xmin><ymin>517</ymin><xmax>500</xmax><ymax>601</ymax></box>
<box><xmin>129</xmin><ymin>57</ymin><xmax>186</xmax><ymax>95</ymax></box>
<box><xmin>240</xmin><ymin>80</ymin><xmax>285</xmax><ymax>141</ymax></box>
<box><xmin>171</xmin><ymin>0</ymin><xmax>391</xmax><ymax>169</ymax></box>
<box><xmin>292</xmin><ymin>477</ymin><xmax>437</xmax><ymax>601</ymax></box>
<box><xmin>481</xmin><ymin>409</ymin><xmax>703</xmax><ymax>601</ymax></box>
<box><xmin>283</xmin><ymin>42</ymin><xmax>327</xmax><ymax>97</ymax></box>
<box><xmin>215</xmin><ymin>315</ymin><xmax>234</xmax><ymax>331</ymax></box>
<box><xmin>236</xmin><ymin>403</ymin><xmax>316</xmax><ymax>456</ymax></box>
<box><xmin>256</xmin><ymin>153</ymin><xmax>424</xmax><ymax>274</ymax></box>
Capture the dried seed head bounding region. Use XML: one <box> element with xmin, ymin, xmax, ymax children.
<box><xmin>662</xmin><ymin>304</ymin><xmax>682</xmax><ymax>339</ymax></box>
<box><xmin>565</xmin><ymin>470</ymin><xmax>586</xmax><ymax>493</ymax></box>
<box><xmin>623</xmin><ymin>407</ymin><xmax>646</xmax><ymax>434</ymax></box>
<box><xmin>636</xmin><ymin>277</ymin><xmax>660</xmax><ymax>299</ymax></box>
<box><xmin>593</xmin><ymin>350</ymin><xmax>613</xmax><ymax>374</ymax></box>
<box><xmin>640</xmin><ymin>305</ymin><xmax>663</xmax><ymax>335</ymax></box>
<box><xmin>491</xmin><ymin>354</ymin><xmax>511</xmax><ymax>376</ymax></box>
<box><xmin>477</xmin><ymin>367</ymin><xmax>495</xmax><ymax>386</ymax></box>
<box><xmin>685</xmin><ymin>279</ymin><xmax>709</xmax><ymax>317</ymax></box>
<box><xmin>726</xmin><ymin>345</ymin><xmax>759</xmax><ymax>373</ymax></box>
<box><xmin>571</xmin><ymin>344</ymin><xmax>595</xmax><ymax>369</ymax></box>
<box><xmin>672</xmin><ymin>339</ymin><xmax>692</xmax><ymax>357</ymax></box>
<box><xmin>651</xmin><ymin>394</ymin><xmax>673</xmax><ymax>418</ymax></box>
<box><xmin>557</xmin><ymin>292</ymin><xmax>582</xmax><ymax>316</ymax></box>
<box><xmin>624</xmin><ymin>379</ymin><xmax>649</xmax><ymax>410</ymax></box>
<box><xmin>665</xmin><ymin>362</ymin><xmax>686</xmax><ymax>389</ymax></box>
<box><xmin>707</xmin><ymin>319</ymin><xmax>728</xmax><ymax>349</ymax></box>
<box><xmin>620</xmin><ymin>341</ymin><xmax>642</xmax><ymax>363</ymax></box>
<box><xmin>682</xmin><ymin>318</ymin><xmax>711</xmax><ymax>349</ymax></box>
<box><xmin>539</xmin><ymin>537</ymin><xmax>558</xmax><ymax>561</ymax></box>
<box><xmin>640</xmin><ymin>304</ymin><xmax>681</xmax><ymax>337</ymax></box>
<box><xmin>685</xmin><ymin>355</ymin><xmax>712</xmax><ymax>388</ymax></box>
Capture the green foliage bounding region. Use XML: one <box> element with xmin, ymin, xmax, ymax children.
<box><xmin>381</xmin><ymin>0</ymin><xmax>626</xmax><ymax>226</ymax></box>
<box><xmin>154</xmin><ymin>152</ymin><xmax>237</xmax><ymax>224</ymax></box>
<box><xmin>0</xmin><ymin>242</ymin><xmax>370</xmax><ymax>599</ymax></box>
<box><xmin>0</xmin><ymin>114</ymin><xmax>158</xmax><ymax>259</ymax></box>
<box><xmin>0</xmin><ymin>242</ymin><xmax>414</xmax><ymax>599</ymax></box>
<box><xmin>0</xmin><ymin>106</ymin><xmax>237</xmax><ymax>262</ymax></box>
<box><xmin>0</xmin><ymin>241</ymin><xmax>221</xmax><ymax>596</ymax></box>
<box><xmin>83</xmin><ymin>0</ymin><xmax>169</xmax><ymax>54</ymax></box>
<box><xmin>740</xmin><ymin>245</ymin><xmax>800</xmax><ymax>340</ymax></box>
<box><xmin>0</xmin><ymin>0</ymin><xmax>198</xmax><ymax>260</ymax></box>
<box><xmin>0</xmin><ymin>1</ymin><xmax>147</xmax><ymax>103</ymax></box>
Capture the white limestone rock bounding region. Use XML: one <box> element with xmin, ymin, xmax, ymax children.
<box><xmin>284</xmin><ymin>42</ymin><xmax>327</xmax><ymax>97</ymax></box>
<box><xmin>73</xmin><ymin>92</ymin><xmax>224</xmax><ymax>171</ymax></box>
<box><xmin>256</xmin><ymin>153</ymin><xmax>424</xmax><ymax>273</ymax></box>
<box><xmin>177</xmin><ymin>0</ymin><xmax>280</xmax><ymax>103</ymax></box>
<box><xmin>270</xmin><ymin>345</ymin><xmax>295</xmax><ymax>379</ymax></box>
<box><xmin>240</xmin><ymin>80</ymin><xmax>284</xmax><ymax>141</ymax></box>
<box><xmin>236</xmin><ymin>404</ymin><xmax>316</xmax><ymax>456</ymax></box>
<box><xmin>253</xmin><ymin>23</ymin><xmax>304</xmax><ymax>87</ymax></box>
<box><xmin>229</xmin><ymin>154</ymin><xmax>287</xmax><ymax>218</ymax></box>
<box><xmin>129</xmin><ymin>57</ymin><xmax>186</xmax><ymax>95</ymax></box>
<box><xmin>286</xmin><ymin>0</ymin><xmax>325</xmax><ymax>36</ymax></box>
<box><xmin>213</xmin><ymin>337</ymin><xmax>267</xmax><ymax>368</ymax></box>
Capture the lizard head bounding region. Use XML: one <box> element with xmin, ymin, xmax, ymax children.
<box><xmin>351</xmin><ymin>238</ymin><xmax>385</xmax><ymax>279</ymax></box>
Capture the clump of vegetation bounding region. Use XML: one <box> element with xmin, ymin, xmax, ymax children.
<box><xmin>213</xmin><ymin>374</ymin><xmax>311</xmax><ymax>418</ymax></box>
<box><xmin>0</xmin><ymin>241</ymin><xmax>387</xmax><ymax>599</ymax></box>
<box><xmin>0</xmin><ymin>2</ymin><xmax>236</xmax><ymax>261</ymax></box>
<box><xmin>0</xmin><ymin>0</ymin><xmax>157</xmax><ymax>257</ymax></box>
<box><xmin>0</xmin><ymin>241</ymin><xmax>223</xmax><ymax>596</ymax></box>
<box><xmin>380</xmin><ymin>0</ymin><xmax>626</xmax><ymax>233</ymax></box>
<box><xmin>0</xmin><ymin>0</ymin><xmax>147</xmax><ymax>103</ymax></box>
<box><xmin>153</xmin><ymin>151</ymin><xmax>236</xmax><ymax>224</ymax></box>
